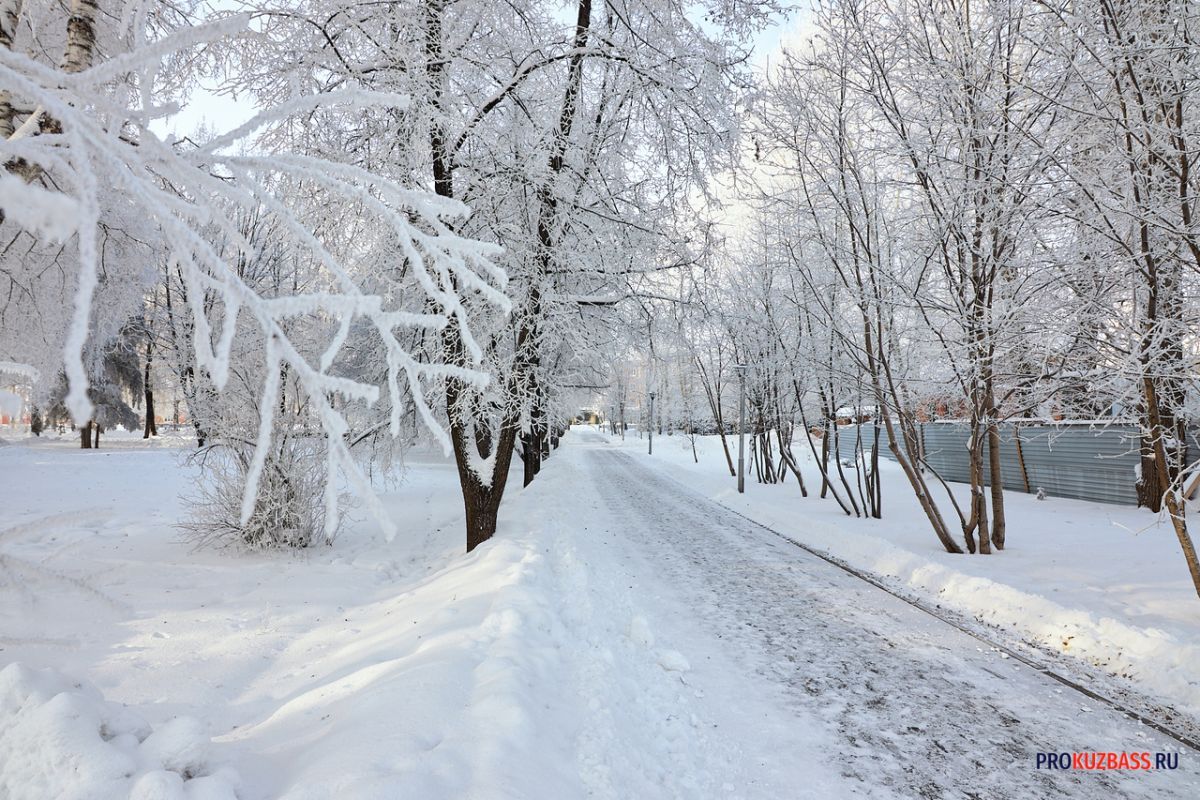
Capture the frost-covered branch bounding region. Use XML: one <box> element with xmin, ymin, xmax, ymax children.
<box><xmin>0</xmin><ymin>8</ymin><xmax>509</xmax><ymax>541</ymax></box>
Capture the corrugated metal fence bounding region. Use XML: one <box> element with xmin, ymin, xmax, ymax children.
<box><xmin>832</xmin><ymin>422</ymin><xmax>1199</xmax><ymax>506</ymax></box>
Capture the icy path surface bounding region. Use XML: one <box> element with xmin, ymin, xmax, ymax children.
<box><xmin>566</xmin><ymin>433</ymin><xmax>1196</xmax><ymax>799</ymax></box>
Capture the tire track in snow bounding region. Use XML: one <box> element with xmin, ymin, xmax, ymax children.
<box><xmin>0</xmin><ymin>510</ymin><xmax>115</xmax><ymax>543</ymax></box>
<box><xmin>0</xmin><ymin>509</ymin><xmax>131</xmax><ymax>636</ymax></box>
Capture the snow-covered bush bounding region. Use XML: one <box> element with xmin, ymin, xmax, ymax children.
<box><xmin>182</xmin><ymin>350</ymin><xmax>342</xmax><ymax>549</ymax></box>
<box><xmin>0</xmin><ymin>662</ymin><xmax>241</xmax><ymax>800</ymax></box>
<box><xmin>183</xmin><ymin>431</ymin><xmax>335</xmax><ymax>550</ymax></box>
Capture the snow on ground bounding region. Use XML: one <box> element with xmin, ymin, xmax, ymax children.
<box><xmin>2</xmin><ymin>427</ymin><xmax>1198</xmax><ymax>798</ymax></box>
<box><xmin>0</xmin><ymin>430</ymin><xmax>844</xmax><ymax>798</ymax></box>
<box><xmin>609</xmin><ymin>426</ymin><xmax>1200</xmax><ymax>718</ymax></box>
<box><xmin>0</xmin><ymin>662</ymin><xmax>240</xmax><ymax>800</ymax></box>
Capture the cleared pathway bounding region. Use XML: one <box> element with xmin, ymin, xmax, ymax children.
<box><xmin>572</xmin><ymin>433</ymin><xmax>1196</xmax><ymax>799</ymax></box>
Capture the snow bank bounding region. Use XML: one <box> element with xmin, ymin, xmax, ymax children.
<box><xmin>0</xmin><ymin>663</ymin><xmax>241</xmax><ymax>800</ymax></box>
<box><xmin>784</xmin><ymin>521</ymin><xmax>1200</xmax><ymax>714</ymax></box>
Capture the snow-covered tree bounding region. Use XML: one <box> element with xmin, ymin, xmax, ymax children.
<box><xmin>1026</xmin><ymin>0</ymin><xmax>1200</xmax><ymax>596</ymax></box>
<box><xmin>237</xmin><ymin>0</ymin><xmax>776</xmax><ymax>549</ymax></box>
<box><xmin>0</xmin><ymin>1</ymin><xmax>509</xmax><ymax>544</ymax></box>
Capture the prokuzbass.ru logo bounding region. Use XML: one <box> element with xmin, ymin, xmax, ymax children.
<box><xmin>1036</xmin><ymin>752</ymin><xmax>1180</xmax><ymax>770</ymax></box>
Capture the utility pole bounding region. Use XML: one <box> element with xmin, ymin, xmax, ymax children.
<box><xmin>648</xmin><ymin>391</ymin><xmax>656</xmax><ymax>455</ymax></box>
<box><xmin>735</xmin><ymin>365</ymin><xmax>747</xmax><ymax>493</ymax></box>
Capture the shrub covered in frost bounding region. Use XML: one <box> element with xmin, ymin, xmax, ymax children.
<box><xmin>180</xmin><ymin>323</ymin><xmax>346</xmax><ymax>549</ymax></box>
<box><xmin>183</xmin><ymin>432</ymin><xmax>337</xmax><ymax>550</ymax></box>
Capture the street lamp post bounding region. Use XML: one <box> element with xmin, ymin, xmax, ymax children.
<box><xmin>735</xmin><ymin>365</ymin><xmax>747</xmax><ymax>493</ymax></box>
<box><xmin>648</xmin><ymin>391</ymin><xmax>656</xmax><ymax>455</ymax></box>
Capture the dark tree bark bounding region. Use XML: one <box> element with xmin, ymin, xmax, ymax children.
<box><xmin>143</xmin><ymin>339</ymin><xmax>157</xmax><ymax>438</ymax></box>
<box><xmin>696</xmin><ymin>357</ymin><xmax>736</xmax><ymax>477</ymax></box>
<box><xmin>521</xmin><ymin>432</ymin><xmax>541</xmax><ymax>487</ymax></box>
<box><xmin>987</xmin><ymin>418</ymin><xmax>1005</xmax><ymax>549</ymax></box>
<box><xmin>522</xmin><ymin>391</ymin><xmax>545</xmax><ymax>487</ymax></box>
<box><xmin>450</xmin><ymin>393</ymin><xmax>520</xmax><ymax>553</ymax></box>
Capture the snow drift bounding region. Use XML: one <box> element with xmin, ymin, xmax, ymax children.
<box><xmin>0</xmin><ymin>663</ymin><xmax>241</xmax><ymax>800</ymax></box>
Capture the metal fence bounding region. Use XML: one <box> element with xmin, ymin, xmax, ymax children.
<box><xmin>831</xmin><ymin>421</ymin><xmax>1198</xmax><ymax>506</ymax></box>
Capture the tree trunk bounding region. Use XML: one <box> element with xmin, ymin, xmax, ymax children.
<box><xmin>426</xmin><ymin>0</ymin><xmax>591</xmax><ymax>551</ymax></box>
<box><xmin>26</xmin><ymin>0</ymin><xmax>99</xmax><ymax>161</ymax></box>
<box><xmin>521</xmin><ymin>432</ymin><xmax>540</xmax><ymax>487</ymax></box>
<box><xmin>829</xmin><ymin>422</ymin><xmax>861</xmax><ymax>517</ymax></box>
<box><xmin>819</xmin><ymin>420</ymin><xmax>831</xmax><ymax>498</ymax></box>
<box><xmin>1141</xmin><ymin>372</ymin><xmax>1200</xmax><ymax>598</ymax></box>
<box><xmin>1163</xmin><ymin>490</ymin><xmax>1200</xmax><ymax>601</ymax></box>
<box><xmin>871</xmin><ymin>423</ymin><xmax>882</xmax><ymax>518</ymax></box>
<box><xmin>0</xmin><ymin>0</ymin><xmax>22</xmax><ymax>142</ymax></box>
<box><xmin>987</xmin><ymin>419</ymin><xmax>1006</xmax><ymax>549</ymax></box>
<box><xmin>62</xmin><ymin>0</ymin><xmax>99</xmax><ymax>73</ymax></box>
<box><xmin>465</xmin><ymin>486</ymin><xmax>502</xmax><ymax>554</ymax></box>
<box><xmin>80</xmin><ymin>420</ymin><xmax>92</xmax><ymax>449</ymax></box>
<box><xmin>143</xmin><ymin>339</ymin><xmax>157</xmax><ymax>438</ymax></box>
<box><xmin>425</xmin><ymin>0</ymin><xmax>508</xmax><ymax>550</ymax></box>
<box><xmin>866</xmin><ymin>315</ymin><xmax>963</xmax><ymax>554</ymax></box>
<box><xmin>143</xmin><ymin>388</ymin><xmax>156</xmax><ymax>437</ymax></box>
<box><xmin>521</xmin><ymin>392</ymin><xmax>544</xmax><ymax>487</ymax></box>
<box><xmin>965</xmin><ymin>422</ymin><xmax>990</xmax><ymax>554</ymax></box>
<box><xmin>1013</xmin><ymin>424</ymin><xmax>1031</xmax><ymax>493</ymax></box>
<box><xmin>1145</xmin><ymin>382</ymin><xmax>1200</xmax><ymax>599</ymax></box>
<box><xmin>696</xmin><ymin>359</ymin><xmax>736</xmax><ymax>476</ymax></box>
<box><xmin>776</xmin><ymin>426</ymin><xmax>807</xmax><ymax>497</ymax></box>
<box><xmin>794</xmin><ymin>387</ymin><xmax>853</xmax><ymax>515</ymax></box>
